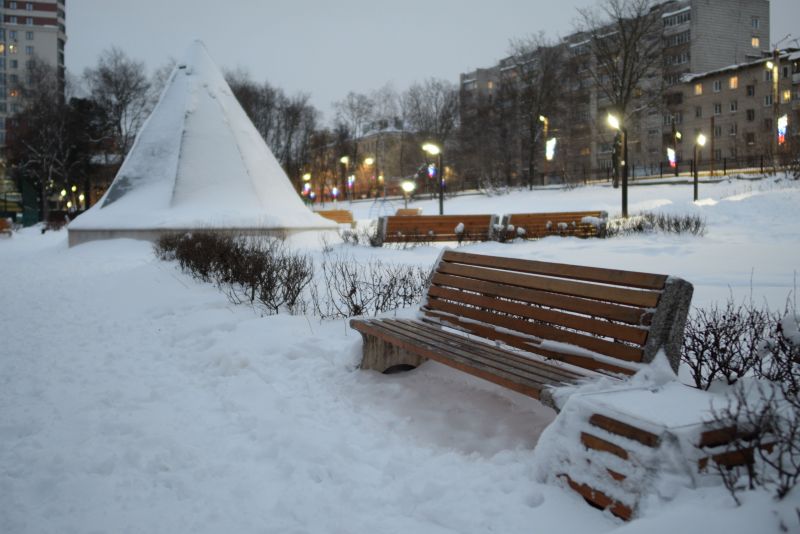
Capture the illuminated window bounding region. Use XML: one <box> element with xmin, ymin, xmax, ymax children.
<box><xmin>783</xmin><ymin>90</ymin><xmax>792</xmax><ymax>103</ymax></box>
<box><xmin>694</xmin><ymin>83</ymin><xmax>702</xmax><ymax>95</ymax></box>
<box><xmin>729</xmin><ymin>76</ymin><xmax>738</xmax><ymax>89</ymax></box>
<box><xmin>9</xmin><ymin>89</ymin><xmax>19</xmax><ymax>98</ymax></box>
<box><xmin>487</xmin><ymin>81</ymin><xmax>494</xmax><ymax>90</ymax></box>
<box><xmin>0</xmin><ymin>44</ymin><xmax>5</xmax><ymax>54</ymax></box>
<box><xmin>8</xmin><ymin>44</ymin><xmax>17</xmax><ymax>55</ymax></box>
<box><xmin>751</xmin><ymin>37</ymin><xmax>760</xmax><ymax>48</ymax></box>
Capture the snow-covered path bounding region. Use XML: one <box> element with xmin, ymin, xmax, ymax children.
<box><xmin>2</xmin><ymin>176</ymin><xmax>799</xmax><ymax>532</ymax></box>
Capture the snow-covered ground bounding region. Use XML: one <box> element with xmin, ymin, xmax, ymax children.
<box><xmin>2</xmin><ymin>176</ymin><xmax>799</xmax><ymax>533</ymax></box>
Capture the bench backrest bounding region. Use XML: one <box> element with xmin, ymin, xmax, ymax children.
<box><xmin>317</xmin><ymin>209</ymin><xmax>354</xmax><ymax>224</ymax></box>
<box><xmin>421</xmin><ymin>250</ymin><xmax>692</xmax><ymax>375</ymax></box>
<box><xmin>395</xmin><ymin>208</ymin><xmax>423</xmax><ymax>216</ymax></box>
<box><xmin>505</xmin><ymin>211</ymin><xmax>607</xmax><ymax>238</ymax></box>
<box><xmin>379</xmin><ymin>214</ymin><xmax>498</xmax><ymax>243</ymax></box>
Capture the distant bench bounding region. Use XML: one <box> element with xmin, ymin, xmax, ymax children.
<box><xmin>351</xmin><ymin>250</ymin><xmax>693</xmax><ymax>408</ymax></box>
<box><xmin>0</xmin><ymin>217</ymin><xmax>11</xmax><ymax>236</ymax></box>
<box><xmin>317</xmin><ymin>209</ymin><xmax>354</xmax><ymax>226</ymax></box>
<box><xmin>503</xmin><ymin>210</ymin><xmax>607</xmax><ymax>240</ymax></box>
<box><xmin>375</xmin><ymin>211</ymin><xmax>607</xmax><ymax>245</ymax></box>
<box><xmin>395</xmin><ymin>208</ymin><xmax>422</xmax><ymax>216</ymax></box>
<box><xmin>377</xmin><ymin>214</ymin><xmax>499</xmax><ymax>244</ymax></box>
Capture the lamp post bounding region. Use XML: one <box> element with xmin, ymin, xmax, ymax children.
<box><xmin>339</xmin><ymin>156</ymin><xmax>349</xmax><ymax>201</ymax></box>
<box><xmin>767</xmin><ymin>50</ymin><xmax>779</xmax><ymax>163</ymax></box>
<box><xmin>422</xmin><ymin>143</ymin><xmax>444</xmax><ymax>215</ymax></box>
<box><xmin>539</xmin><ymin>115</ymin><xmax>548</xmax><ymax>186</ymax></box>
<box><xmin>672</xmin><ymin>124</ymin><xmax>682</xmax><ymax>177</ymax></box>
<box><xmin>401</xmin><ymin>180</ymin><xmax>416</xmax><ymax>209</ymax></box>
<box><xmin>693</xmin><ymin>133</ymin><xmax>706</xmax><ymax>201</ymax></box>
<box><xmin>607</xmin><ymin>113</ymin><xmax>628</xmax><ymax>218</ymax></box>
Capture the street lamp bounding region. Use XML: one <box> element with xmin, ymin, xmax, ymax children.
<box><xmin>422</xmin><ymin>143</ymin><xmax>444</xmax><ymax>215</ymax></box>
<box><xmin>693</xmin><ymin>133</ymin><xmax>706</xmax><ymax>201</ymax></box>
<box><xmin>539</xmin><ymin>115</ymin><xmax>549</xmax><ymax>186</ymax></box>
<box><xmin>607</xmin><ymin>113</ymin><xmax>629</xmax><ymax>218</ymax></box>
<box><xmin>401</xmin><ymin>180</ymin><xmax>416</xmax><ymax>209</ymax></box>
<box><xmin>339</xmin><ymin>156</ymin><xmax>350</xmax><ymax>201</ymax></box>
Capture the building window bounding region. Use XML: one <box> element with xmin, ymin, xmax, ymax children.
<box><xmin>783</xmin><ymin>90</ymin><xmax>792</xmax><ymax>103</ymax></box>
<box><xmin>764</xmin><ymin>70</ymin><xmax>772</xmax><ymax>82</ymax></box>
<box><xmin>24</xmin><ymin>46</ymin><xmax>32</xmax><ymax>55</ymax></box>
<box><xmin>663</xmin><ymin>9</ymin><xmax>691</xmax><ymax>27</ymax></box>
<box><xmin>10</xmin><ymin>30</ymin><xmax>17</xmax><ymax>40</ymax></box>
<box><xmin>9</xmin><ymin>16</ymin><xmax>17</xmax><ymax>24</ymax></box>
<box><xmin>8</xmin><ymin>44</ymin><xmax>17</xmax><ymax>55</ymax></box>
<box><xmin>0</xmin><ymin>29</ymin><xmax>4</xmax><ymax>40</ymax></box>
<box><xmin>25</xmin><ymin>31</ymin><xmax>32</xmax><ymax>40</ymax></box>
<box><xmin>764</xmin><ymin>118</ymin><xmax>773</xmax><ymax>132</ymax></box>
<box><xmin>752</xmin><ymin>17</ymin><xmax>760</xmax><ymax>29</ymax></box>
<box><xmin>730</xmin><ymin>100</ymin><xmax>738</xmax><ymax>112</ymax></box>
<box><xmin>713</xmin><ymin>80</ymin><xmax>722</xmax><ymax>92</ymax></box>
<box><xmin>729</xmin><ymin>123</ymin><xmax>738</xmax><ymax>136</ymax></box>
<box><xmin>10</xmin><ymin>59</ymin><xmax>17</xmax><ymax>69</ymax></box>
<box><xmin>714</xmin><ymin>103</ymin><xmax>722</xmax><ymax>115</ymax></box>
<box><xmin>745</xmin><ymin>132</ymin><xmax>755</xmax><ymax>146</ymax></box>
<box><xmin>764</xmin><ymin>94</ymin><xmax>773</xmax><ymax>106</ymax></box>
<box><xmin>729</xmin><ymin>76</ymin><xmax>738</xmax><ymax>89</ymax></box>
<box><xmin>25</xmin><ymin>17</ymin><xmax>32</xmax><ymax>25</ymax></box>
<box><xmin>26</xmin><ymin>2</ymin><xmax>33</xmax><ymax>10</ymax></box>
<box><xmin>783</xmin><ymin>66</ymin><xmax>790</xmax><ymax>79</ymax></box>
<box><xmin>746</xmin><ymin>109</ymin><xmax>755</xmax><ymax>121</ymax></box>
<box><xmin>9</xmin><ymin>1</ymin><xmax>17</xmax><ymax>8</ymax></box>
<box><xmin>751</xmin><ymin>37</ymin><xmax>760</xmax><ymax>49</ymax></box>
<box><xmin>746</xmin><ymin>85</ymin><xmax>755</xmax><ymax>96</ymax></box>
<box><xmin>9</xmin><ymin>74</ymin><xmax>17</xmax><ymax>84</ymax></box>
<box><xmin>0</xmin><ymin>58</ymin><xmax>5</xmax><ymax>68</ymax></box>
<box><xmin>714</xmin><ymin>125</ymin><xmax>722</xmax><ymax>138</ymax></box>
<box><xmin>714</xmin><ymin>148</ymin><xmax>722</xmax><ymax>160</ymax></box>
<box><xmin>695</xmin><ymin>106</ymin><xmax>702</xmax><ymax>118</ymax></box>
<box><xmin>694</xmin><ymin>83</ymin><xmax>703</xmax><ymax>95</ymax></box>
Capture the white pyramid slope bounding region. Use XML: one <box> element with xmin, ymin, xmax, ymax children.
<box><xmin>69</xmin><ymin>41</ymin><xmax>335</xmax><ymax>244</ymax></box>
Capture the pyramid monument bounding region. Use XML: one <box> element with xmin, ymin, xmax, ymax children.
<box><xmin>68</xmin><ymin>41</ymin><xmax>336</xmax><ymax>247</ymax></box>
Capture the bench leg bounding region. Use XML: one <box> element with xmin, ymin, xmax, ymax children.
<box><xmin>359</xmin><ymin>333</ymin><xmax>428</xmax><ymax>374</ymax></box>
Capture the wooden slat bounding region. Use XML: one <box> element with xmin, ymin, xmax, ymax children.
<box><xmin>424</xmin><ymin>299</ymin><xmax>644</xmax><ymax>362</ymax></box>
<box><xmin>437</xmin><ymin>261</ymin><xmax>661</xmax><ymax>308</ymax></box>
<box><xmin>351</xmin><ymin>320</ymin><xmax>549</xmax><ymax>400</ymax></box>
<box><xmin>373</xmin><ymin>320</ymin><xmax>574</xmax><ymax>387</ymax></box>
<box><xmin>388</xmin><ymin>319</ymin><xmax>584</xmax><ymax>383</ymax></box>
<box><xmin>588</xmin><ymin>414</ymin><xmax>661</xmax><ymax>448</ymax></box>
<box><xmin>427</xmin><ymin>285</ymin><xmax>648</xmax><ymax>345</ymax></box>
<box><xmin>581</xmin><ymin>432</ymin><xmax>630</xmax><ymax>460</ymax></box>
<box><xmin>422</xmin><ymin>311</ymin><xmax>639</xmax><ymax>376</ymax></box>
<box><xmin>431</xmin><ymin>273</ymin><xmax>652</xmax><ymax>326</ymax></box>
<box><xmin>441</xmin><ymin>250</ymin><xmax>667</xmax><ymax>291</ymax></box>
<box><xmin>560</xmin><ymin>475</ymin><xmax>633</xmax><ymax>521</ymax></box>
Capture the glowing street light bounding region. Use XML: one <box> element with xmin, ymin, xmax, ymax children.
<box><xmin>545</xmin><ymin>137</ymin><xmax>557</xmax><ymax>162</ymax></box>
<box><xmin>401</xmin><ymin>180</ymin><xmax>416</xmax><ymax>209</ymax></box>
<box><xmin>60</xmin><ymin>189</ymin><xmax>67</xmax><ymax>197</ymax></box>
<box><xmin>363</xmin><ymin>157</ymin><xmax>375</xmax><ymax>166</ymax></box>
<box><xmin>302</xmin><ymin>173</ymin><xmax>311</xmax><ymax>182</ymax></box>
<box><xmin>422</xmin><ymin>143</ymin><xmax>444</xmax><ymax>214</ymax></box>
<box><xmin>607</xmin><ymin>112</ymin><xmax>628</xmax><ymax>218</ymax></box>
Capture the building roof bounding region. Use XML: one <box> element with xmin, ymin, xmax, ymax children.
<box><xmin>682</xmin><ymin>49</ymin><xmax>800</xmax><ymax>83</ymax></box>
<box><xmin>70</xmin><ymin>41</ymin><xmax>334</xmax><ymax>233</ymax></box>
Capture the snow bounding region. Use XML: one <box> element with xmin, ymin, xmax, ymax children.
<box><xmin>70</xmin><ymin>41</ymin><xmax>334</xmax><ymax>233</ymax></box>
<box><xmin>2</xmin><ymin>175</ymin><xmax>800</xmax><ymax>532</ymax></box>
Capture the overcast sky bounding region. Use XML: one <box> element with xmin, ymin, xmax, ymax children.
<box><xmin>66</xmin><ymin>0</ymin><xmax>799</xmax><ymax>123</ymax></box>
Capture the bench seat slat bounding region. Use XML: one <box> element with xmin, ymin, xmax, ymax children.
<box><xmin>431</xmin><ymin>273</ymin><xmax>652</xmax><ymax>326</ymax></box>
<box><xmin>387</xmin><ymin>319</ymin><xmax>586</xmax><ymax>382</ymax></box>
<box><xmin>423</xmin><ymin>299</ymin><xmax>644</xmax><ymax>362</ymax></box>
<box><xmin>426</xmin><ymin>285</ymin><xmax>649</xmax><ymax>345</ymax></box>
<box><xmin>438</xmin><ymin>262</ymin><xmax>661</xmax><ymax>308</ymax></box>
<box><xmin>371</xmin><ymin>319</ymin><xmax>581</xmax><ymax>386</ymax></box>
<box><xmin>442</xmin><ymin>250</ymin><xmax>667</xmax><ymax>291</ymax></box>
<box><xmin>351</xmin><ymin>320</ymin><xmax>561</xmax><ymax>400</ymax></box>
<box><xmin>422</xmin><ymin>312</ymin><xmax>640</xmax><ymax>376</ymax></box>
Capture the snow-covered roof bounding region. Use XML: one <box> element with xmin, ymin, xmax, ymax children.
<box><xmin>70</xmin><ymin>41</ymin><xmax>335</xmax><ymax>233</ymax></box>
<box><xmin>681</xmin><ymin>50</ymin><xmax>798</xmax><ymax>83</ymax></box>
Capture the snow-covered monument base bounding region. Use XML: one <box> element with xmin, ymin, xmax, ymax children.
<box><xmin>68</xmin><ymin>41</ymin><xmax>335</xmax><ymax>247</ymax></box>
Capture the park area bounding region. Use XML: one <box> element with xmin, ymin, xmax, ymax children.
<box><xmin>1</xmin><ymin>175</ymin><xmax>800</xmax><ymax>532</ymax></box>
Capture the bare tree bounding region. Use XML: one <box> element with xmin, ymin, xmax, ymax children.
<box><xmin>334</xmin><ymin>91</ymin><xmax>375</xmax><ymax>139</ymax></box>
<box><xmin>401</xmin><ymin>78</ymin><xmax>459</xmax><ymax>145</ymax></box>
<box><xmin>84</xmin><ymin>47</ymin><xmax>152</xmax><ymax>157</ymax></box>
<box><xmin>507</xmin><ymin>34</ymin><xmax>566</xmax><ymax>187</ymax></box>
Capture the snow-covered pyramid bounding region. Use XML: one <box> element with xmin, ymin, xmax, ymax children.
<box><xmin>68</xmin><ymin>40</ymin><xmax>335</xmax><ymax>246</ymax></box>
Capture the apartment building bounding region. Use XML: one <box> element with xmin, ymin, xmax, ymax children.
<box><xmin>458</xmin><ymin>0</ymin><xmax>772</xmax><ymax>182</ymax></box>
<box><xmin>678</xmin><ymin>51</ymin><xmax>797</xmax><ymax>168</ymax></box>
<box><xmin>0</xmin><ymin>0</ymin><xmax>66</xmax><ymax>146</ymax></box>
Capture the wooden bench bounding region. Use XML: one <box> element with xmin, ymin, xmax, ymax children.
<box><xmin>395</xmin><ymin>208</ymin><xmax>423</xmax><ymax>216</ymax></box>
<box><xmin>503</xmin><ymin>210</ymin><xmax>607</xmax><ymax>240</ymax></box>
<box><xmin>0</xmin><ymin>217</ymin><xmax>12</xmax><ymax>236</ymax></box>
<box><xmin>317</xmin><ymin>209</ymin><xmax>354</xmax><ymax>225</ymax></box>
<box><xmin>350</xmin><ymin>250</ymin><xmax>693</xmax><ymax>409</ymax></box>
<box><xmin>43</xmin><ymin>211</ymin><xmax>70</xmax><ymax>233</ymax></box>
<box><xmin>377</xmin><ymin>214</ymin><xmax>498</xmax><ymax>245</ymax></box>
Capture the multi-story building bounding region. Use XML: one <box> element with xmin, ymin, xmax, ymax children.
<box><xmin>0</xmin><ymin>0</ymin><xmax>66</xmax><ymax>147</ymax></box>
<box><xmin>678</xmin><ymin>50</ymin><xmax>797</xmax><ymax>169</ymax></box>
<box><xmin>459</xmin><ymin>0</ymin><xmax>772</xmax><ymax>183</ymax></box>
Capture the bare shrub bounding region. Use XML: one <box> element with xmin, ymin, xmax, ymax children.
<box><xmin>605</xmin><ymin>212</ymin><xmax>706</xmax><ymax>237</ymax></box>
<box><xmin>311</xmin><ymin>253</ymin><xmax>431</xmax><ymax>319</ymax></box>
